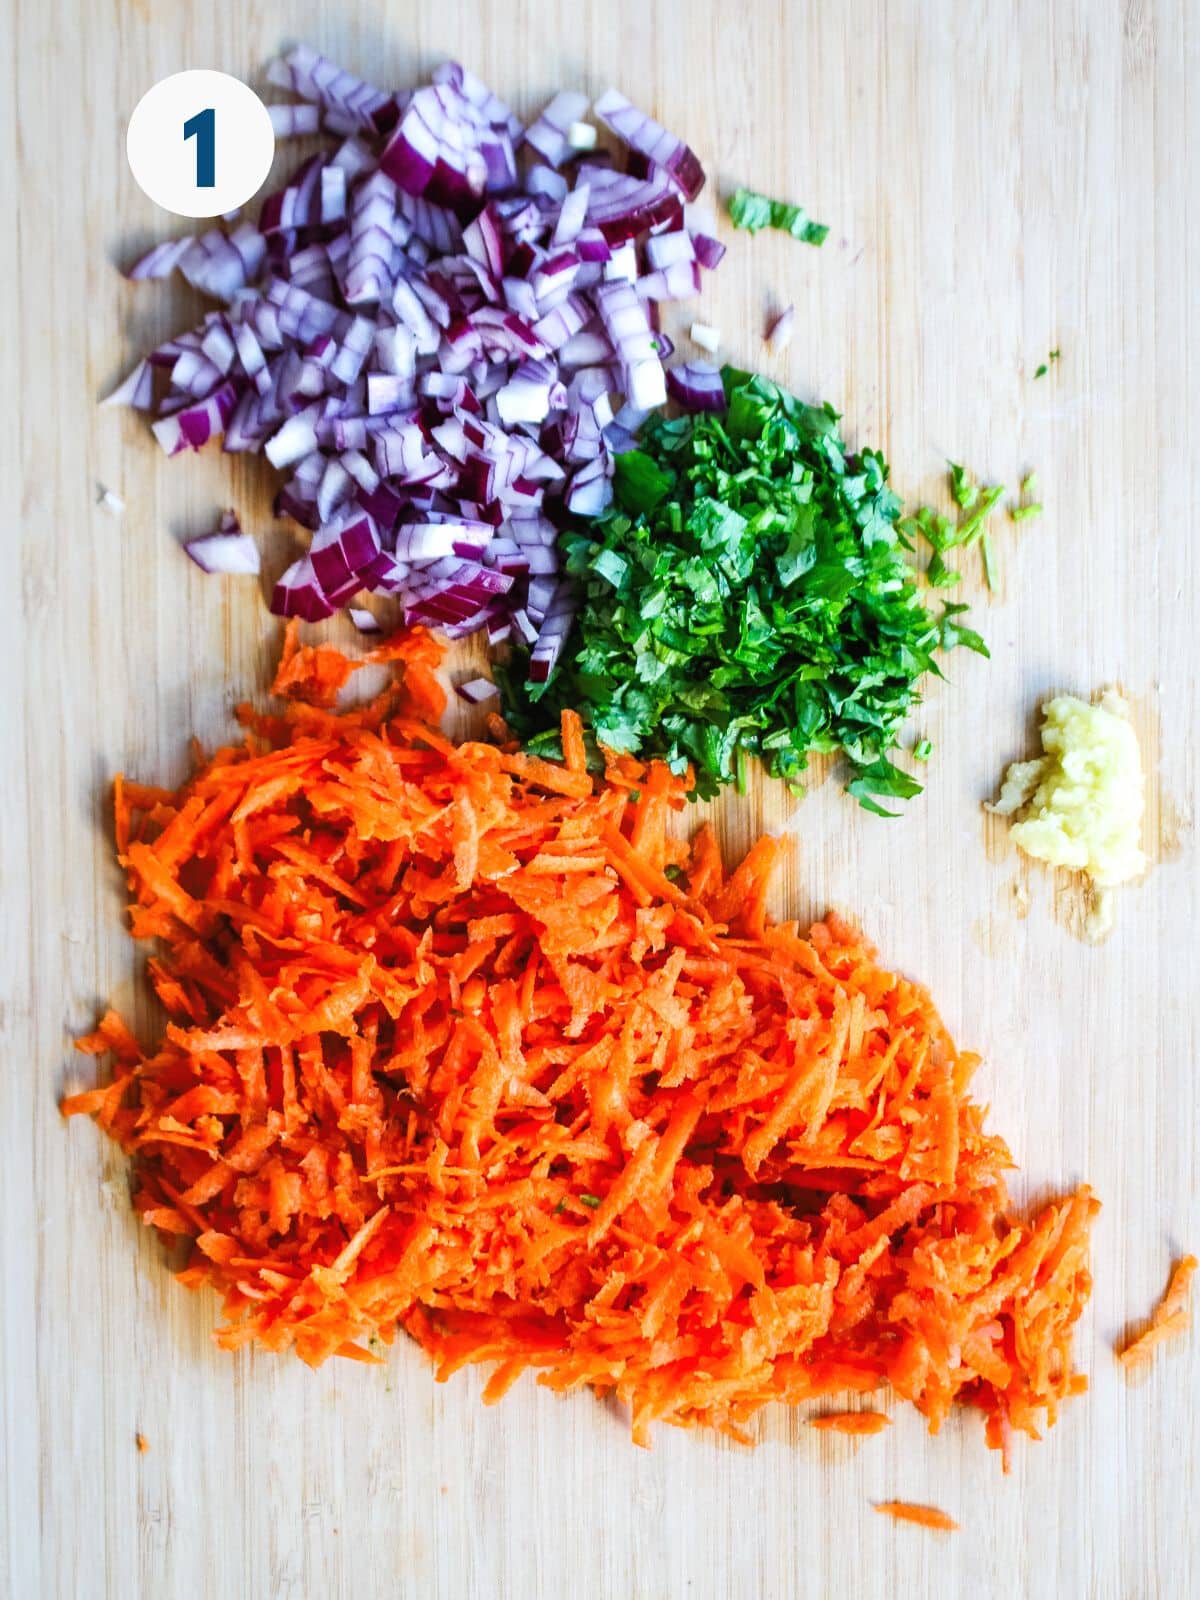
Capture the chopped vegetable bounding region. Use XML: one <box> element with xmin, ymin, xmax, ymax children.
<box><xmin>874</xmin><ymin>1503</ymin><xmax>959</xmax><ymax>1533</ymax></box>
<box><xmin>765</xmin><ymin>304</ymin><xmax>795</xmax><ymax>355</ymax></box>
<box><xmin>981</xmin><ymin>530</ymin><xmax>997</xmax><ymax>589</ymax></box>
<box><xmin>183</xmin><ymin>510</ymin><xmax>261</xmax><ymax>576</ymax></box>
<box><xmin>1034</xmin><ymin>349</ymin><xmax>1061</xmax><ymax>378</ymax></box>
<box><xmin>135</xmin><ymin>1433</ymin><xmax>149</xmax><ymax>1454</ymax></box>
<box><xmin>1117</xmin><ymin>1255</ymin><xmax>1196</xmax><ymax>1369</ymax></box>
<box><xmin>1009</xmin><ymin>503</ymin><xmax>1042</xmax><ymax>522</ymax></box>
<box><xmin>501</xmin><ymin>369</ymin><xmax>986</xmax><ymax>809</ymax></box>
<box><xmin>689</xmin><ymin>322</ymin><xmax>721</xmax><ymax>353</ymax></box>
<box><xmin>664</xmin><ymin>360</ymin><xmax>727</xmax><ymax>411</ymax></box>
<box><xmin>455</xmin><ymin>675</ymin><xmax>499</xmax><ymax>704</ymax></box>
<box><xmin>988</xmin><ymin>689</ymin><xmax>1146</xmax><ymax>887</ymax></box>
<box><xmin>728</xmin><ymin>187</ymin><xmax>829</xmax><ymax>245</ymax></box>
<box><xmin>947</xmin><ymin>460</ymin><xmax>978</xmax><ymax>511</ymax></box>
<box><xmin>106</xmin><ymin>48</ymin><xmax>727</xmax><ymax>652</ymax></box>
<box><xmin>953</xmin><ymin>483</ymin><xmax>1005</xmax><ymax>548</ymax></box>
<box><xmin>63</xmin><ymin>629</ymin><xmax>1096</xmax><ymax>1461</ymax></box>
<box><xmin>810</xmin><ymin>1412</ymin><xmax>891</xmax><ymax>1435</ymax></box>
<box><xmin>913</xmin><ymin>738</ymin><xmax>933</xmax><ymax>761</ymax></box>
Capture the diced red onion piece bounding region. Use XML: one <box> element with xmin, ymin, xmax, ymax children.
<box><xmin>349</xmin><ymin>605</ymin><xmax>382</xmax><ymax>632</ymax></box>
<box><xmin>269</xmin><ymin>103</ymin><xmax>323</xmax><ymax>137</ymax></box>
<box><xmin>525</xmin><ymin>89</ymin><xmax>590</xmax><ymax>167</ymax></box>
<box><xmin>127</xmin><ymin>237</ymin><xmax>194</xmax><ymax>281</ymax></box>
<box><xmin>766</xmin><ymin>304</ymin><xmax>796</xmax><ymax>355</ymax></box>
<box><xmin>102</xmin><ymin>359</ymin><xmax>155</xmax><ymax>409</ymax></box>
<box><xmin>152</xmin><ymin>382</ymin><xmax>238</xmax><ymax>456</ymax></box>
<box><xmin>644</xmin><ymin>230</ymin><xmax>693</xmax><ymax>269</ymax></box>
<box><xmin>184</xmin><ymin>510</ymin><xmax>261</xmax><ymax>575</ymax></box>
<box><xmin>592</xmin><ymin>87</ymin><xmax>706</xmax><ymax>200</ymax></box>
<box><xmin>271</xmin><ymin>554</ymin><xmax>335</xmax><ymax>620</ymax></box>
<box><xmin>553</xmin><ymin>185</ymin><xmax>590</xmax><ymax>247</ymax></box>
<box><xmin>666</xmin><ymin>361</ymin><xmax>726</xmax><ymax>412</ymax></box>
<box><xmin>635</xmin><ymin>260</ymin><xmax>702</xmax><ymax>301</ymax></box>
<box><xmin>455</xmin><ymin>675</ymin><xmax>499</xmax><ymax>704</ymax></box>
<box><xmin>527</xmin><ymin>165</ymin><xmax>569</xmax><ymax>205</ymax></box>
<box><xmin>268</xmin><ymin>44</ymin><xmax>395</xmax><ymax>134</ymax></box>
<box><xmin>693</xmin><ymin>233</ymin><xmax>726</xmax><ymax>271</ymax></box>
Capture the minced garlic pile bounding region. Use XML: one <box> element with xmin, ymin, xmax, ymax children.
<box><xmin>988</xmin><ymin>689</ymin><xmax>1146</xmax><ymax>936</ymax></box>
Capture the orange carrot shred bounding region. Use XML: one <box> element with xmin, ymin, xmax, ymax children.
<box><xmin>135</xmin><ymin>1433</ymin><xmax>149</xmax><ymax>1454</ymax></box>
<box><xmin>874</xmin><ymin>1501</ymin><xmax>958</xmax><ymax>1532</ymax></box>
<box><xmin>810</xmin><ymin>1411</ymin><xmax>891</xmax><ymax>1435</ymax></box>
<box><xmin>62</xmin><ymin>624</ymin><xmax>1098</xmax><ymax>1461</ymax></box>
<box><xmin>1117</xmin><ymin>1253</ymin><xmax>1197</xmax><ymax>1369</ymax></box>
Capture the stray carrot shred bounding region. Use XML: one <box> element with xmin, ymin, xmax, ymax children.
<box><xmin>874</xmin><ymin>1501</ymin><xmax>958</xmax><ymax>1532</ymax></box>
<box><xmin>63</xmin><ymin>626</ymin><xmax>1098</xmax><ymax>1460</ymax></box>
<box><xmin>1117</xmin><ymin>1253</ymin><xmax>1197</xmax><ymax>1369</ymax></box>
<box><xmin>135</xmin><ymin>1433</ymin><xmax>149</xmax><ymax>1454</ymax></box>
<box><xmin>810</xmin><ymin>1411</ymin><xmax>891</xmax><ymax>1435</ymax></box>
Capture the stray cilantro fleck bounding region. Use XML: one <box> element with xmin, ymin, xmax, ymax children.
<box><xmin>948</xmin><ymin>460</ymin><xmax>979</xmax><ymax>511</ymax></box>
<box><xmin>579</xmin><ymin>1193</ymin><xmax>602</xmax><ymax>1209</ymax></box>
<box><xmin>728</xmin><ymin>187</ymin><xmax>829</xmax><ymax>246</ymax></box>
<box><xmin>952</xmin><ymin>484</ymin><xmax>1006</xmax><ymax>549</ymax></box>
<box><xmin>937</xmin><ymin>602</ymin><xmax>990</xmax><ymax>658</ymax></box>
<box><xmin>499</xmin><ymin>369</ymin><xmax>987</xmax><ymax>815</ymax></box>
<box><xmin>553</xmin><ymin>1198</ymin><xmax>567</xmax><ymax>1216</ymax></box>
<box><xmin>1034</xmin><ymin>363</ymin><xmax>1048</xmax><ymax>379</ymax></box>
<box><xmin>845</xmin><ymin>755</ymin><xmax>925</xmax><ymax>819</ymax></box>
<box><xmin>981</xmin><ymin>531</ymin><xmax>997</xmax><ymax>590</ymax></box>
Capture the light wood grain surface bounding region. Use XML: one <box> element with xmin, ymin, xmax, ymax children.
<box><xmin>4</xmin><ymin>2</ymin><xmax>1198</xmax><ymax>1596</ymax></box>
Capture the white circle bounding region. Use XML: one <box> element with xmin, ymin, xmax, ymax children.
<box><xmin>126</xmin><ymin>69</ymin><xmax>276</xmax><ymax>219</ymax></box>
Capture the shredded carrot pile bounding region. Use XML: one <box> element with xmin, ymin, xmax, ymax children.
<box><xmin>1117</xmin><ymin>1254</ymin><xmax>1196</xmax><ymax>1369</ymax></box>
<box><xmin>63</xmin><ymin>628</ymin><xmax>1098</xmax><ymax>1461</ymax></box>
<box><xmin>874</xmin><ymin>1501</ymin><xmax>958</xmax><ymax>1532</ymax></box>
<box><xmin>810</xmin><ymin>1410</ymin><xmax>891</xmax><ymax>1435</ymax></box>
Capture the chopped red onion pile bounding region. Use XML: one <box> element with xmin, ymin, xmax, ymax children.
<box><xmin>107</xmin><ymin>45</ymin><xmax>726</xmax><ymax>672</ymax></box>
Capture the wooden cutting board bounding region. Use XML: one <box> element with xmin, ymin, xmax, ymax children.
<box><xmin>4</xmin><ymin>2</ymin><xmax>1197</xmax><ymax>1596</ymax></box>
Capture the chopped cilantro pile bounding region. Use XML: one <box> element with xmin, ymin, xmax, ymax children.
<box><xmin>728</xmin><ymin>187</ymin><xmax>829</xmax><ymax>246</ymax></box>
<box><xmin>499</xmin><ymin>370</ymin><xmax>988</xmax><ymax>815</ymax></box>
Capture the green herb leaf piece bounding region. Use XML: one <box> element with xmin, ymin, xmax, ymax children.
<box><xmin>981</xmin><ymin>531</ymin><xmax>997</xmax><ymax>590</ymax></box>
<box><xmin>728</xmin><ymin>187</ymin><xmax>828</xmax><ymax>245</ymax></box>
<box><xmin>948</xmin><ymin>460</ymin><xmax>979</xmax><ymax>511</ymax></box>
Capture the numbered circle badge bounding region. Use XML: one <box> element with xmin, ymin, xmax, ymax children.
<box><xmin>126</xmin><ymin>69</ymin><xmax>276</xmax><ymax>219</ymax></box>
